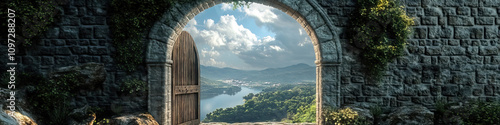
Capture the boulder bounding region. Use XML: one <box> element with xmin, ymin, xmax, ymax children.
<box><xmin>109</xmin><ymin>113</ymin><xmax>159</xmax><ymax>125</ymax></box>
<box><xmin>0</xmin><ymin>110</ymin><xmax>37</xmax><ymax>125</ymax></box>
<box><xmin>67</xmin><ymin>105</ymin><xmax>96</xmax><ymax>125</ymax></box>
<box><xmin>49</xmin><ymin>63</ymin><xmax>106</xmax><ymax>90</ymax></box>
<box><xmin>0</xmin><ymin>88</ymin><xmax>37</xmax><ymax>125</ymax></box>
<box><xmin>384</xmin><ymin>105</ymin><xmax>434</xmax><ymax>125</ymax></box>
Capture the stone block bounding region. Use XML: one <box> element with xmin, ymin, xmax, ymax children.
<box><xmin>423</xmin><ymin>0</ymin><xmax>444</xmax><ymax>6</ymax></box>
<box><xmin>404</xmin><ymin>85</ymin><xmax>417</xmax><ymax>96</ymax></box>
<box><xmin>442</xmin><ymin>85</ymin><xmax>458</xmax><ymax>96</ymax></box>
<box><xmin>55</xmin><ymin>47</ymin><xmax>72</xmax><ymax>55</ymax></box>
<box><xmin>458</xmin><ymin>85</ymin><xmax>473</xmax><ymax>96</ymax></box>
<box><xmin>443</xmin><ymin>7</ymin><xmax>457</xmax><ymax>15</ymax></box>
<box><xmin>71</xmin><ymin>46</ymin><xmax>88</xmax><ymax>55</ymax></box>
<box><xmin>94</xmin><ymin>26</ymin><xmax>109</xmax><ymax>39</ymax></box>
<box><xmin>363</xmin><ymin>85</ymin><xmax>384</xmax><ymax>96</ymax></box>
<box><xmin>439</xmin><ymin>56</ymin><xmax>451</xmax><ymax>64</ymax></box>
<box><xmin>81</xmin><ymin>16</ymin><xmax>106</xmax><ymax>25</ymax></box>
<box><xmin>425</xmin><ymin>7</ymin><xmax>442</xmax><ymax>16</ymax></box>
<box><xmin>443</xmin><ymin>46</ymin><xmax>466</xmax><ymax>55</ymax></box>
<box><xmin>470</xmin><ymin>27</ymin><xmax>484</xmax><ymax>39</ymax></box>
<box><xmin>61</xmin><ymin>16</ymin><xmax>80</xmax><ymax>26</ymax></box>
<box><xmin>413</xmin><ymin>27</ymin><xmax>428</xmax><ymax>39</ymax></box>
<box><xmin>422</xmin><ymin>16</ymin><xmax>438</xmax><ymax>25</ymax></box>
<box><xmin>79</xmin><ymin>55</ymin><xmax>100</xmax><ymax>63</ymax></box>
<box><xmin>466</xmin><ymin>46</ymin><xmax>479</xmax><ymax>55</ymax></box>
<box><xmin>479</xmin><ymin>46</ymin><xmax>498</xmax><ymax>55</ymax></box>
<box><xmin>485</xmin><ymin>26</ymin><xmax>498</xmax><ymax>38</ymax></box>
<box><xmin>425</xmin><ymin>46</ymin><xmax>442</xmax><ymax>55</ymax></box>
<box><xmin>40</xmin><ymin>47</ymin><xmax>54</xmax><ymax>55</ymax></box>
<box><xmin>89</xmin><ymin>47</ymin><xmax>108</xmax><ymax>55</ymax></box>
<box><xmin>90</xmin><ymin>7</ymin><xmax>107</xmax><ymax>16</ymax></box>
<box><xmin>480</xmin><ymin>0</ymin><xmax>500</xmax><ymax>6</ymax></box>
<box><xmin>449</xmin><ymin>16</ymin><xmax>474</xmax><ymax>25</ymax></box>
<box><xmin>478</xmin><ymin>7</ymin><xmax>497</xmax><ymax>16</ymax></box>
<box><xmin>351</xmin><ymin>76</ymin><xmax>364</xmax><ymax>83</ymax></box>
<box><xmin>454</xmin><ymin>27</ymin><xmax>470</xmax><ymax>39</ymax></box>
<box><xmin>64</xmin><ymin>6</ymin><xmax>78</xmax><ymax>15</ymax></box>
<box><xmin>484</xmin><ymin>84</ymin><xmax>496</xmax><ymax>96</ymax></box>
<box><xmin>476</xmin><ymin>17</ymin><xmax>495</xmax><ymax>25</ymax></box>
<box><xmin>492</xmin><ymin>56</ymin><xmax>500</xmax><ymax>64</ymax></box>
<box><xmin>79</xmin><ymin>27</ymin><xmax>93</xmax><ymax>39</ymax></box>
<box><xmin>342</xmin><ymin>84</ymin><xmax>361</xmax><ymax>96</ymax></box>
<box><xmin>54</xmin><ymin>56</ymin><xmax>78</xmax><ymax>66</ymax></box>
<box><xmin>45</xmin><ymin>27</ymin><xmax>60</xmax><ymax>39</ymax></box>
<box><xmin>465</xmin><ymin>0</ymin><xmax>479</xmax><ymax>7</ymax></box>
<box><xmin>445</xmin><ymin>0</ymin><xmax>464</xmax><ymax>6</ymax></box>
<box><xmin>60</xmin><ymin>26</ymin><xmax>79</xmax><ymax>39</ymax></box>
<box><xmin>51</xmin><ymin>39</ymin><xmax>66</xmax><ymax>46</ymax></box>
<box><xmin>41</xmin><ymin>56</ymin><xmax>54</xmax><ymax>65</ymax></box>
<box><xmin>451</xmin><ymin>71</ymin><xmax>475</xmax><ymax>84</ymax></box>
<box><xmin>457</xmin><ymin>7</ymin><xmax>471</xmax><ymax>15</ymax></box>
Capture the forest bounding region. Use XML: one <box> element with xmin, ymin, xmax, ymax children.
<box><xmin>202</xmin><ymin>84</ymin><xmax>316</xmax><ymax>123</ymax></box>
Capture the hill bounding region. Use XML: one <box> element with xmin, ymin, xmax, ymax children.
<box><xmin>200</xmin><ymin>63</ymin><xmax>315</xmax><ymax>84</ymax></box>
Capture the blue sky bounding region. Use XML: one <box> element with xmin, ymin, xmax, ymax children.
<box><xmin>183</xmin><ymin>2</ymin><xmax>314</xmax><ymax>70</ymax></box>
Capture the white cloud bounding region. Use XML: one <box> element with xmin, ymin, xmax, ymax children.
<box><xmin>204</xmin><ymin>19</ymin><xmax>214</xmax><ymax>28</ymax></box>
<box><xmin>201</xmin><ymin>49</ymin><xmax>220</xmax><ymax>58</ymax></box>
<box><xmin>184</xmin><ymin>18</ymin><xmax>199</xmax><ymax>34</ymax></box>
<box><xmin>197</xmin><ymin>15</ymin><xmax>259</xmax><ymax>53</ymax></box>
<box><xmin>221</xmin><ymin>3</ymin><xmax>233</xmax><ymax>11</ymax></box>
<box><xmin>199</xmin><ymin>30</ymin><xmax>226</xmax><ymax>47</ymax></box>
<box><xmin>243</xmin><ymin>3</ymin><xmax>278</xmax><ymax>23</ymax></box>
<box><xmin>203</xmin><ymin>58</ymin><xmax>227</xmax><ymax>67</ymax></box>
<box><xmin>260</xmin><ymin>36</ymin><xmax>275</xmax><ymax>44</ymax></box>
<box><xmin>269</xmin><ymin>45</ymin><xmax>284</xmax><ymax>52</ymax></box>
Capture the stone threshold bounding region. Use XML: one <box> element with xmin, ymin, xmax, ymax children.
<box><xmin>201</xmin><ymin>122</ymin><xmax>316</xmax><ymax>125</ymax></box>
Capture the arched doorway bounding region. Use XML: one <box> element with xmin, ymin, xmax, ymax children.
<box><xmin>145</xmin><ymin>0</ymin><xmax>342</xmax><ymax>124</ymax></box>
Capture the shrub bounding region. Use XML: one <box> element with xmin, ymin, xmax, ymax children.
<box><xmin>323</xmin><ymin>107</ymin><xmax>370</xmax><ymax>125</ymax></box>
<box><xmin>120</xmin><ymin>78</ymin><xmax>147</xmax><ymax>94</ymax></box>
<box><xmin>349</xmin><ymin>0</ymin><xmax>414</xmax><ymax>82</ymax></box>
<box><xmin>462</xmin><ymin>101</ymin><xmax>500</xmax><ymax>124</ymax></box>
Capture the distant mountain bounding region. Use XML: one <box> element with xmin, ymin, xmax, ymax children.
<box><xmin>200</xmin><ymin>63</ymin><xmax>315</xmax><ymax>84</ymax></box>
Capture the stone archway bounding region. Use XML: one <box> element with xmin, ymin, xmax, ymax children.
<box><xmin>145</xmin><ymin>0</ymin><xmax>342</xmax><ymax>124</ymax></box>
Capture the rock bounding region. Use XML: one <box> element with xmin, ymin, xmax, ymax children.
<box><xmin>0</xmin><ymin>109</ymin><xmax>37</xmax><ymax>125</ymax></box>
<box><xmin>49</xmin><ymin>63</ymin><xmax>106</xmax><ymax>90</ymax></box>
<box><xmin>383</xmin><ymin>105</ymin><xmax>434</xmax><ymax>125</ymax></box>
<box><xmin>67</xmin><ymin>105</ymin><xmax>96</xmax><ymax>125</ymax></box>
<box><xmin>0</xmin><ymin>88</ymin><xmax>38</xmax><ymax>125</ymax></box>
<box><xmin>109</xmin><ymin>113</ymin><xmax>159</xmax><ymax>125</ymax></box>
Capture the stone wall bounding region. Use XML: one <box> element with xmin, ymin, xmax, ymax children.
<box><xmin>0</xmin><ymin>0</ymin><xmax>148</xmax><ymax>114</ymax></box>
<box><xmin>319</xmin><ymin>0</ymin><xmax>500</xmax><ymax>108</ymax></box>
<box><xmin>1</xmin><ymin>0</ymin><xmax>499</xmax><ymax>124</ymax></box>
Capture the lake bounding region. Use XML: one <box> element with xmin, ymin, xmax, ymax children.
<box><xmin>200</xmin><ymin>87</ymin><xmax>262</xmax><ymax>121</ymax></box>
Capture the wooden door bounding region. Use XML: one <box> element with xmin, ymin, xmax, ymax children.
<box><xmin>172</xmin><ymin>31</ymin><xmax>200</xmax><ymax>125</ymax></box>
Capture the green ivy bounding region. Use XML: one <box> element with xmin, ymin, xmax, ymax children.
<box><xmin>120</xmin><ymin>78</ymin><xmax>147</xmax><ymax>94</ymax></box>
<box><xmin>21</xmin><ymin>72</ymin><xmax>84</xmax><ymax>124</ymax></box>
<box><xmin>349</xmin><ymin>0</ymin><xmax>414</xmax><ymax>82</ymax></box>
<box><xmin>110</xmin><ymin>0</ymin><xmax>185</xmax><ymax>72</ymax></box>
<box><xmin>0</xmin><ymin>0</ymin><xmax>65</xmax><ymax>46</ymax></box>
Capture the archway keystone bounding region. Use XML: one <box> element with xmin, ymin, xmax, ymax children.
<box><xmin>145</xmin><ymin>0</ymin><xmax>342</xmax><ymax>124</ymax></box>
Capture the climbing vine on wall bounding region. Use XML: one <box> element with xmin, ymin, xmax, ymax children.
<box><xmin>349</xmin><ymin>0</ymin><xmax>414</xmax><ymax>82</ymax></box>
<box><xmin>0</xmin><ymin>0</ymin><xmax>66</xmax><ymax>46</ymax></box>
<box><xmin>110</xmin><ymin>0</ymin><xmax>192</xmax><ymax>72</ymax></box>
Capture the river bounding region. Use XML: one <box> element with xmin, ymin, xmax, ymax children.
<box><xmin>200</xmin><ymin>87</ymin><xmax>262</xmax><ymax>121</ymax></box>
